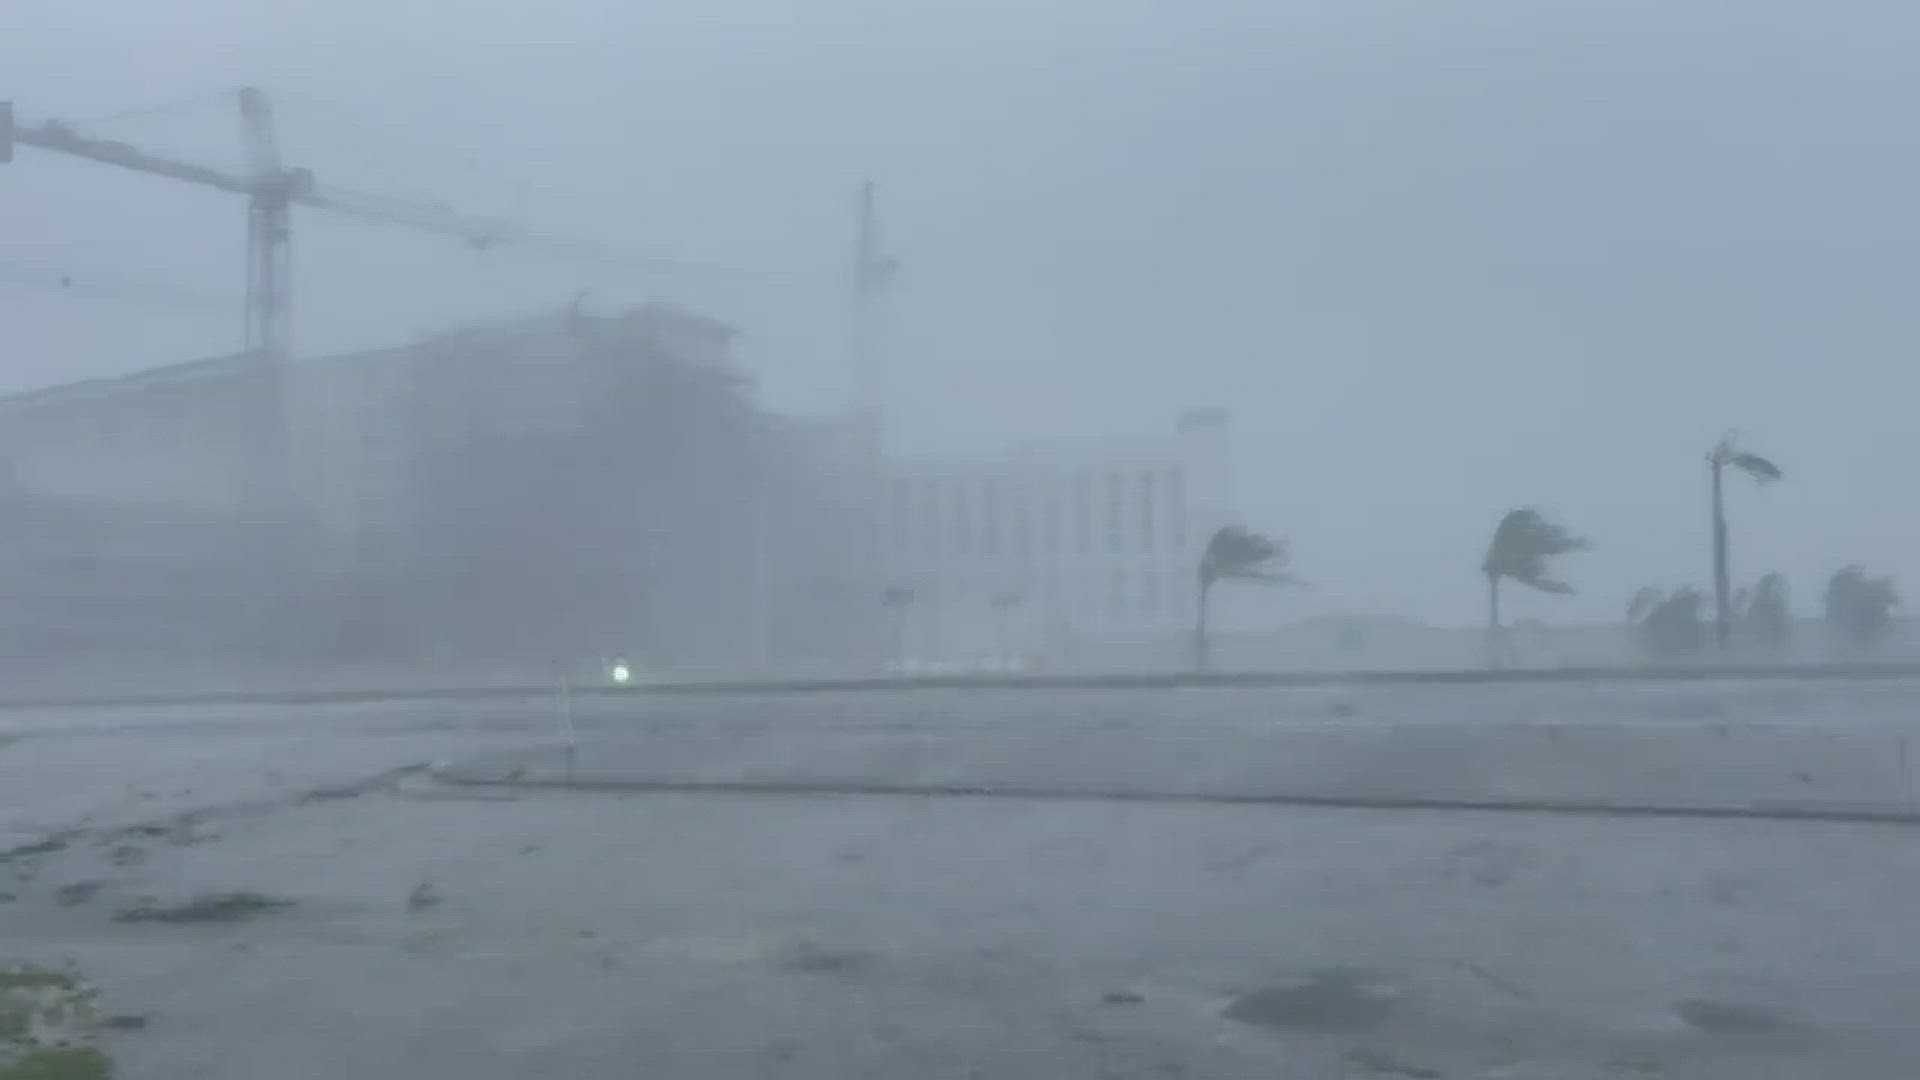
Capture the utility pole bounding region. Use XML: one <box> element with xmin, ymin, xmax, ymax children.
<box><xmin>848</xmin><ymin>181</ymin><xmax>900</xmax><ymax>672</ymax></box>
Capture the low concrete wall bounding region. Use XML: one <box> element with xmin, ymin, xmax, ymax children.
<box><xmin>437</xmin><ymin>676</ymin><xmax>1920</xmax><ymax>823</ymax></box>
<box><xmin>1070</xmin><ymin>616</ymin><xmax>1920</xmax><ymax>675</ymax></box>
<box><xmin>9</xmin><ymin>659</ymin><xmax>1920</xmax><ymax>711</ymax></box>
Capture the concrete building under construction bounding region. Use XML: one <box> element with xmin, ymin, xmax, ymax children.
<box><xmin>0</xmin><ymin>304</ymin><xmax>882</xmax><ymax>684</ymax></box>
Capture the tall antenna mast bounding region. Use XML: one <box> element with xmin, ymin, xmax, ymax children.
<box><xmin>850</xmin><ymin>179</ymin><xmax>897</xmax><ymax>447</ymax></box>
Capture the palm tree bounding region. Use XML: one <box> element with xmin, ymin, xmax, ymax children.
<box><xmin>1825</xmin><ymin>565</ymin><xmax>1899</xmax><ymax>655</ymax></box>
<box><xmin>1629</xmin><ymin>585</ymin><xmax>1708</xmax><ymax>661</ymax></box>
<box><xmin>989</xmin><ymin>592</ymin><xmax>1025</xmax><ymax>666</ymax></box>
<box><xmin>1627</xmin><ymin>586</ymin><xmax>1666</xmax><ymax>627</ymax></box>
<box><xmin>1481</xmin><ymin>508</ymin><xmax>1589</xmax><ymax>664</ymax></box>
<box><xmin>881</xmin><ymin>586</ymin><xmax>915</xmax><ymax>671</ymax></box>
<box><xmin>1735</xmin><ymin>572</ymin><xmax>1791</xmax><ymax>655</ymax></box>
<box><xmin>1709</xmin><ymin>435</ymin><xmax>1783</xmax><ymax>651</ymax></box>
<box><xmin>1195</xmin><ymin>525</ymin><xmax>1291</xmax><ymax>672</ymax></box>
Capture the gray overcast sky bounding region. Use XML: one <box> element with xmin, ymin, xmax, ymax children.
<box><xmin>5</xmin><ymin>0</ymin><xmax>1919</xmax><ymax>626</ymax></box>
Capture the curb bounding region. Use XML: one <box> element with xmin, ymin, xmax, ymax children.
<box><xmin>4</xmin><ymin>660</ymin><xmax>1920</xmax><ymax>712</ymax></box>
<box><xmin>428</xmin><ymin>768</ymin><xmax>1920</xmax><ymax>827</ymax></box>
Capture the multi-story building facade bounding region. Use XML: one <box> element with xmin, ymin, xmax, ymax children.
<box><xmin>0</xmin><ymin>304</ymin><xmax>884</xmax><ymax>681</ymax></box>
<box><xmin>879</xmin><ymin>409</ymin><xmax>1234</xmax><ymax>666</ymax></box>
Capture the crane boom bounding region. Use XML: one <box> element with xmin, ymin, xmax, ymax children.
<box><xmin>301</xmin><ymin>184</ymin><xmax>515</xmax><ymax>248</ymax></box>
<box><xmin>13</xmin><ymin>114</ymin><xmax>530</xmax><ymax>252</ymax></box>
<box><xmin>3</xmin><ymin>93</ymin><xmax>661</xmax><ymax>357</ymax></box>
<box><xmin>5</xmin><ymin>90</ymin><xmax>781</xmax><ymax>363</ymax></box>
<box><xmin>305</xmin><ymin>182</ymin><xmax>769</xmax><ymax>279</ymax></box>
<box><xmin>12</xmin><ymin>118</ymin><xmax>255</xmax><ymax>196</ymax></box>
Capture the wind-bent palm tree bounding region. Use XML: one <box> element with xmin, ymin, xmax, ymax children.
<box><xmin>1825</xmin><ymin>565</ymin><xmax>1899</xmax><ymax>655</ymax></box>
<box><xmin>1195</xmin><ymin>525</ymin><xmax>1292</xmax><ymax>672</ymax></box>
<box><xmin>1736</xmin><ymin>572</ymin><xmax>1792</xmax><ymax>655</ymax></box>
<box><xmin>1709</xmin><ymin>435</ymin><xmax>1783</xmax><ymax>651</ymax></box>
<box><xmin>1481</xmin><ymin>508</ymin><xmax>1589</xmax><ymax>664</ymax></box>
<box><xmin>1629</xmin><ymin>585</ymin><xmax>1708</xmax><ymax>661</ymax></box>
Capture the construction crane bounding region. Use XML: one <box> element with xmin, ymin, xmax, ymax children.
<box><xmin>1</xmin><ymin>90</ymin><xmax>687</xmax><ymax>359</ymax></box>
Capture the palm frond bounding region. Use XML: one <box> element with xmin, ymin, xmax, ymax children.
<box><xmin>1749</xmin><ymin>572</ymin><xmax>1789</xmax><ymax>606</ymax></box>
<box><xmin>1726</xmin><ymin>451</ymin><xmax>1782</xmax><ymax>483</ymax></box>
<box><xmin>1627</xmin><ymin>586</ymin><xmax>1664</xmax><ymax>623</ymax></box>
<box><xmin>1740</xmin><ymin>572</ymin><xmax>1792</xmax><ymax>650</ymax></box>
<box><xmin>1632</xmin><ymin>585</ymin><xmax>1709</xmax><ymax>658</ymax></box>
<box><xmin>1712</xmin><ymin>433</ymin><xmax>1783</xmax><ymax>481</ymax></box>
<box><xmin>1512</xmin><ymin>574</ymin><xmax>1574</xmax><ymax>595</ymax></box>
<box><xmin>1200</xmin><ymin>525</ymin><xmax>1287</xmax><ymax>587</ymax></box>
<box><xmin>1662</xmin><ymin>586</ymin><xmax>1708</xmax><ymax>620</ymax></box>
<box><xmin>1483</xmin><ymin>508</ymin><xmax>1590</xmax><ymax>596</ymax></box>
<box><xmin>1234</xmin><ymin>569</ymin><xmax>1308</xmax><ymax>588</ymax></box>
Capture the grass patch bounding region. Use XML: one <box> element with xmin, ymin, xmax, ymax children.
<box><xmin>0</xmin><ymin>1046</ymin><xmax>113</xmax><ymax>1080</ymax></box>
<box><xmin>113</xmin><ymin>891</ymin><xmax>293</xmax><ymax>925</ymax></box>
<box><xmin>52</xmin><ymin>884</ymin><xmax>103</xmax><ymax>909</ymax></box>
<box><xmin>0</xmin><ymin>1003</ymin><xmax>27</xmax><ymax>1041</ymax></box>
<box><xmin>1674</xmin><ymin>997</ymin><xmax>1797</xmax><ymax>1034</ymax></box>
<box><xmin>0</xmin><ymin>965</ymin><xmax>105</xmax><ymax>1074</ymax></box>
<box><xmin>0</xmin><ymin>973</ymin><xmax>76</xmax><ymax>995</ymax></box>
<box><xmin>0</xmin><ymin>839</ymin><xmax>66</xmax><ymax>863</ymax></box>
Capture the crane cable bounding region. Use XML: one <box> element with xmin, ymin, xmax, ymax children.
<box><xmin>62</xmin><ymin>88</ymin><xmax>240</xmax><ymax>132</ymax></box>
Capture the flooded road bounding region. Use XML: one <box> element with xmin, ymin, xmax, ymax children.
<box><xmin>4</xmin><ymin>678</ymin><xmax>1919</xmax><ymax>1078</ymax></box>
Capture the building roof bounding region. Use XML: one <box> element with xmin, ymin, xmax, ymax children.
<box><xmin>0</xmin><ymin>350</ymin><xmax>259</xmax><ymax>416</ymax></box>
<box><xmin>0</xmin><ymin>302</ymin><xmax>738</xmax><ymax>417</ymax></box>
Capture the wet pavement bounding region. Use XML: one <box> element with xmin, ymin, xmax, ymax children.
<box><xmin>2</xmin><ymin>678</ymin><xmax>1919</xmax><ymax>1077</ymax></box>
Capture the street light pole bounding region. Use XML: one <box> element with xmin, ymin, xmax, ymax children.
<box><xmin>1711</xmin><ymin>454</ymin><xmax>1731</xmax><ymax>651</ymax></box>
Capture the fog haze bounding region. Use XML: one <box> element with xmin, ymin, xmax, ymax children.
<box><xmin>6</xmin><ymin>0</ymin><xmax>1918</xmax><ymax>626</ymax></box>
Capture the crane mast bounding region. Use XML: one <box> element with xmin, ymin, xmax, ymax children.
<box><xmin>237</xmin><ymin>87</ymin><xmax>302</xmax><ymax>357</ymax></box>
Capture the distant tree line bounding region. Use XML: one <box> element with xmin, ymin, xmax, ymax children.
<box><xmin>1189</xmin><ymin>432</ymin><xmax>1902</xmax><ymax>670</ymax></box>
<box><xmin>1626</xmin><ymin>567</ymin><xmax>1898</xmax><ymax>661</ymax></box>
